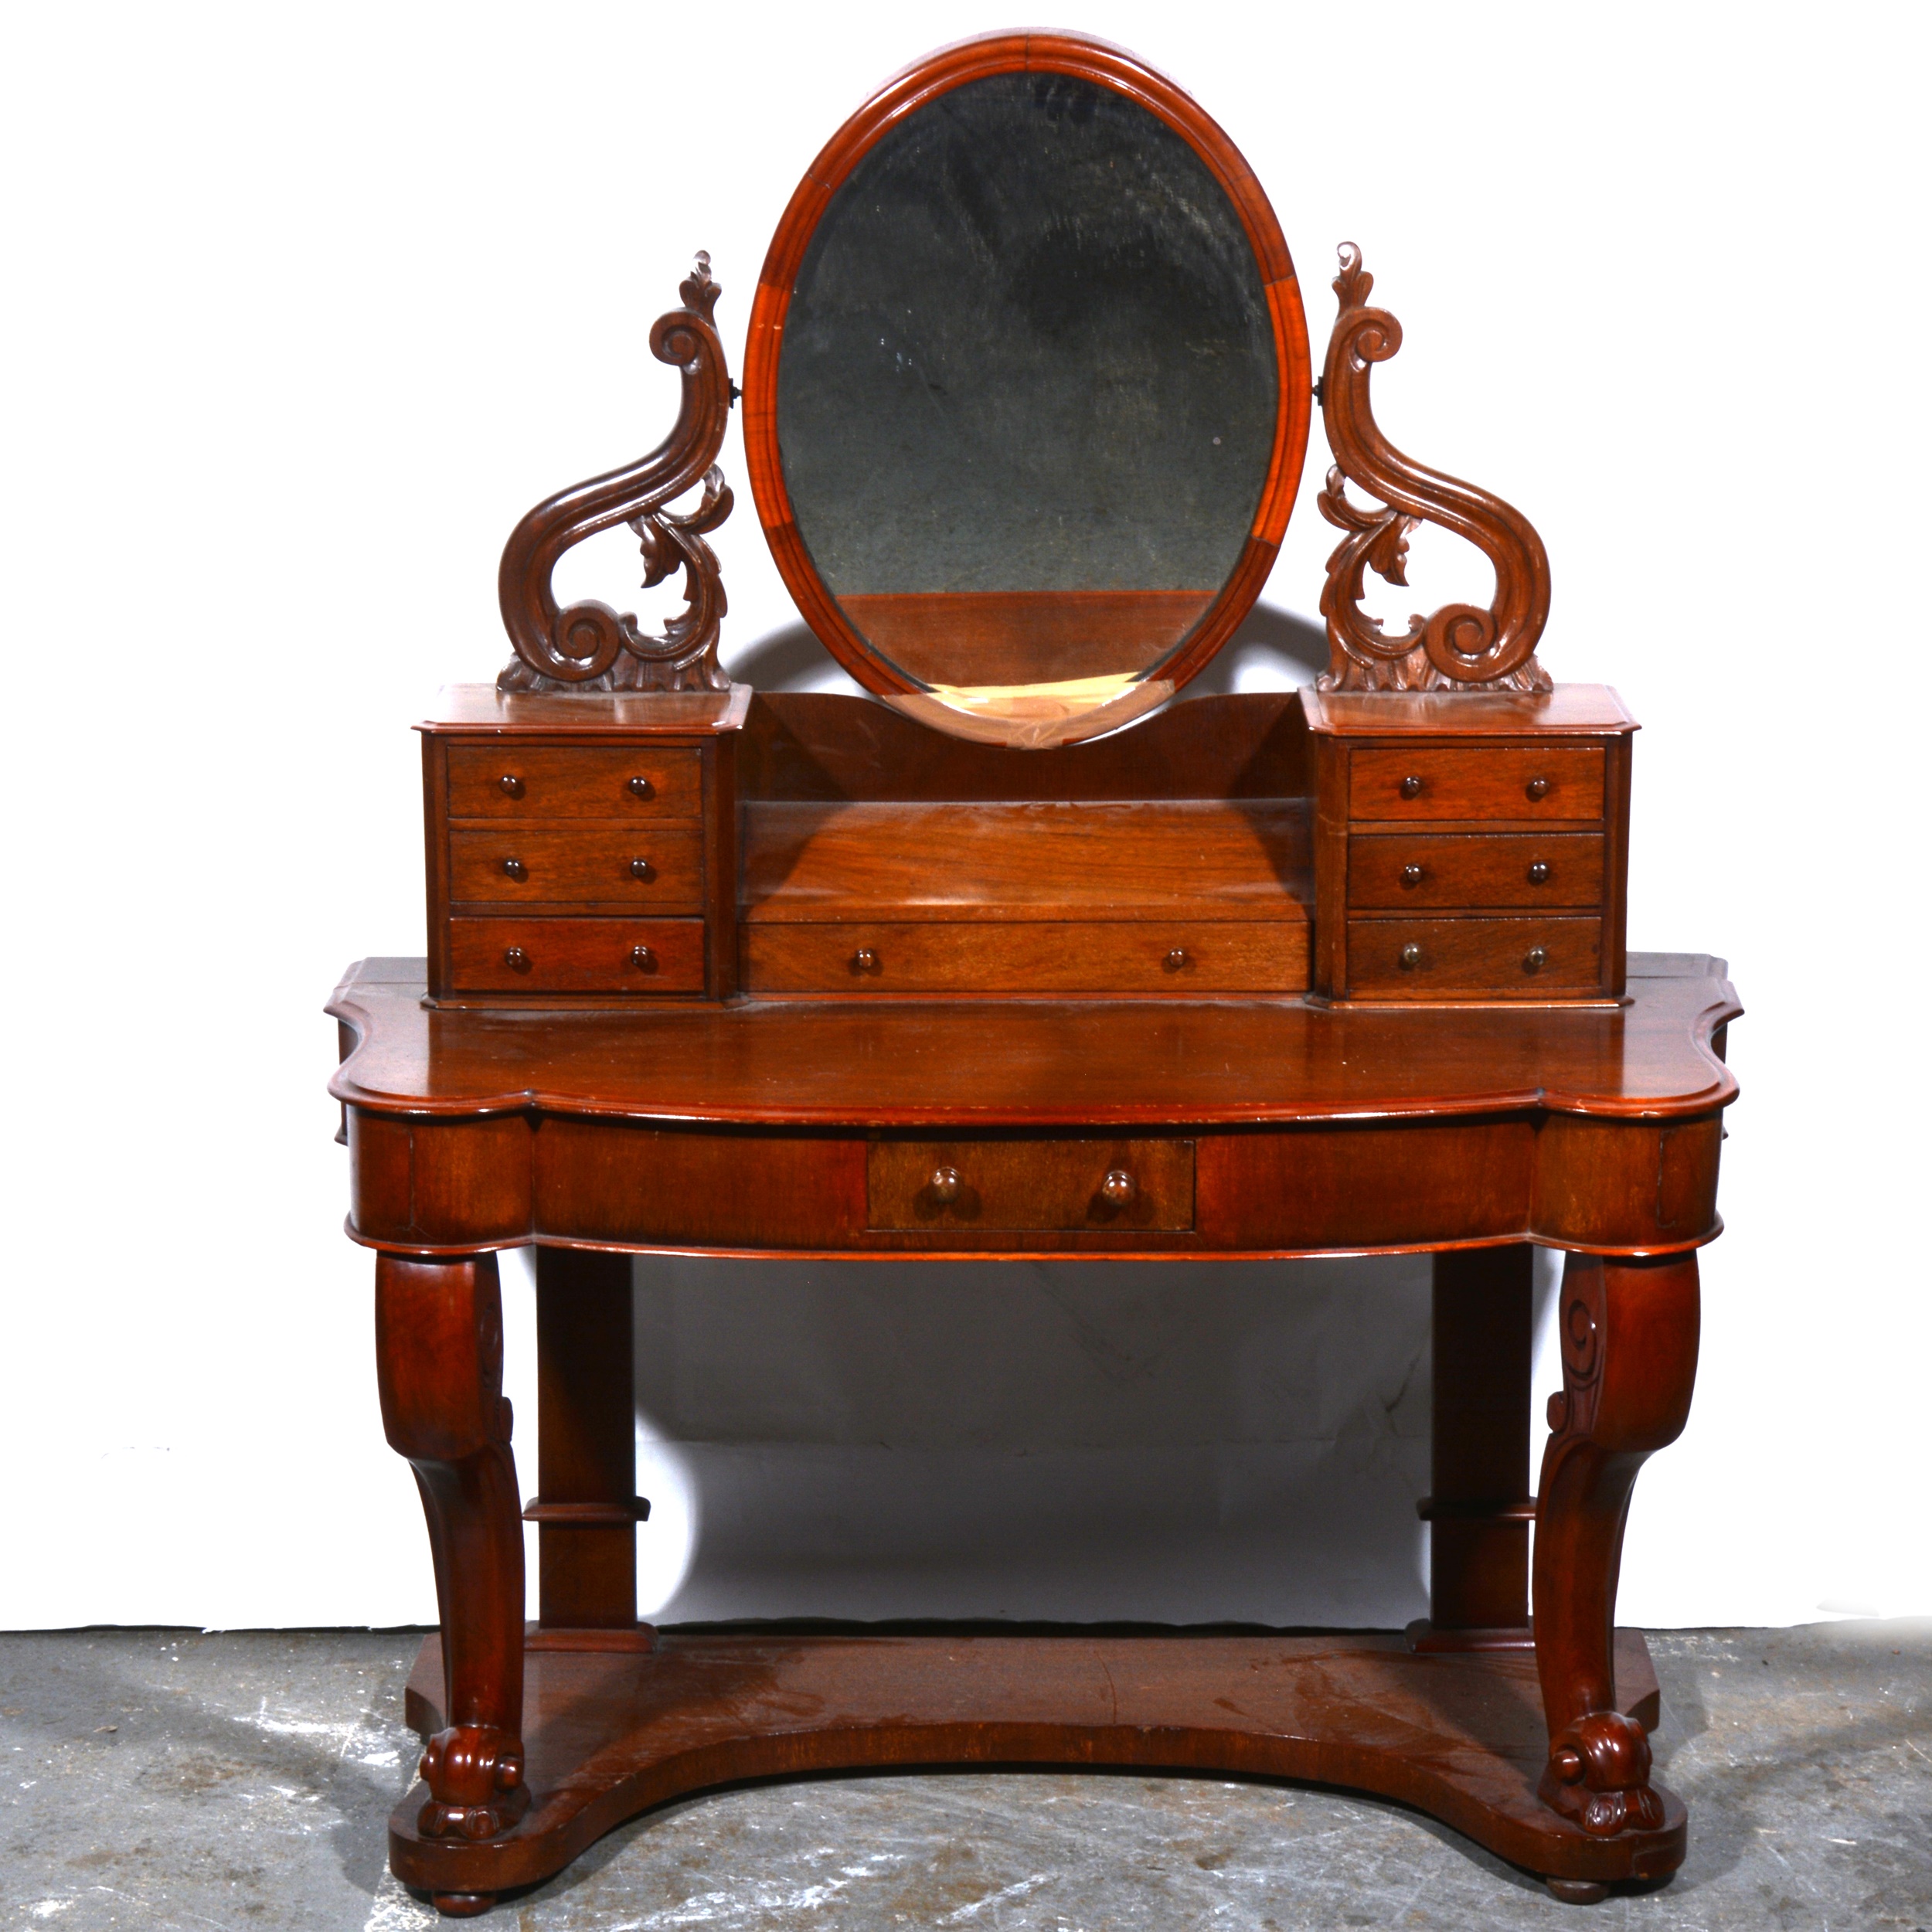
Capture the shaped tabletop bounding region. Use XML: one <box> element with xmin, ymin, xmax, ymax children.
<box><xmin>328</xmin><ymin>956</ymin><xmax>1739</xmax><ymax>1130</ymax></box>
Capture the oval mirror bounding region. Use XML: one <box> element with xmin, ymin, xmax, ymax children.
<box><xmin>743</xmin><ymin>35</ymin><xmax>1311</xmax><ymax>747</ymax></box>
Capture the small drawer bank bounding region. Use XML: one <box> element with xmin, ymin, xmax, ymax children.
<box><xmin>420</xmin><ymin>686</ymin><xmax>747</xmax><ymax>1006</ymax></box>
<box><xmin>1304</xmin><ymin>684</ymin><xmax>1635</xmax><ymax>1003</ymax></box>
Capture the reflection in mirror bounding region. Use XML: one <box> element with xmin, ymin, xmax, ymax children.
<box><xmin>775</xmin><ymin>71</ymin><xmax>1278</xmax><ymax>741</ymax></box>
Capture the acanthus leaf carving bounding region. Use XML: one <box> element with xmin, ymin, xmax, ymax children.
<box><xmin>1317</xmin><ymin>243</ymin><xmax>1552</xmax><ymax>695</ymax></box>
<box><xmin>497</xmin><ymin>253</ymin><xmax>736</xmax><ymax>695</ymax></box>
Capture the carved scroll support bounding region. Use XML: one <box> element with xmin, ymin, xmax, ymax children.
<box><xmin>1317</xmin><ymin>243</ymin><xmax>1552</xmax><ymax>693</ymax></box>
<box><xmin>1532</xmin><ymin>1251</ymin><xmax>1699</xmax><ymax>1846</ymax></box>
<box><xmin>498</xmin><ymin>253</ymin><xmax>736</xmax><ymax>695</ymax></box>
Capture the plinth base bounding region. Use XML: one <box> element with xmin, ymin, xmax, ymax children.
<box><xmin>395</xmin><ymin>1628</ymin><xmax>1682</xmax><ymax>1908</ymax></box>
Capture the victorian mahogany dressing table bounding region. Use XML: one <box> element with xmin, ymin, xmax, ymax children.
<box><xmin>330</xmin><ymin>34</ymin><xmax>1738</xmax><ymax>1913</ymax></box>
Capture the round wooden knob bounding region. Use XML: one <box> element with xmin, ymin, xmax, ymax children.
<box><xmin>1527</xmin><ymin>860</ymin><xmax>1550</xmax><ymax>885</ymax></box>
<box><xmin>630</xmin><ymin>858</ymin><xmax>654</xmax><ymax>880</ymax></box>
<box><xmin>1100</xmin><ymin>1168</ymin><xmax>1135</xmax><ymax>1206</ymax></box>
<box><xmin>1526</xmin><ymin>777</ymin><xmax>1551</xmax><ymax>801</ymax></box>
<box><xmin>1399</xmin><ymin>942</ymin><xmax>1423</xmax><ymax>971</ymax></box>
<box><xmin>631</xmin><ymin>945</ymin><xmax>656</xmax><ymax>972</ymax></box>
<box><xmin>502</xmin><ymin>857</ymin><xmax>526</xmax><ymax>880</ymax></box>
<box><xmin>1400</xmin><ymin>862</ymin><xmax>1424</xmax><ymax>887</ymax></box>
<box><xmin>1400</xmin><ymin>774</ymin><xmax>1424</xmax><ymax>799</ymax></box>
<box><xmin>498</xmin><ymin>774</ymin><xmax>524</xmax><ymax>798</ymax></box>
<box><xmin>929</xmin><ymin>1166</ymin><xmax>961</xmax><ymax>1204</ymax></box>
<box><xmin>1163</xmin><ymin>947</ymin><xmax>1188</xmax><ymax>971</ymax></box>
<box><xmin>504</xmin><ymin>946</ymin><xmax>531</xmax><ymax>973</ymax></box>
<box><xmin>628</xmin><ymin>776</ymin><xmax>655</xmax><ymax>799</ymax></box>
<box><xmin>1523</xmin><ymin>946</ymin><xmax>1548</xmax><ymax>973</ymax></box>
<box><xmin>852</xmin><ymin>948</ymin><xmax>879</xmax><ymax>975</ymax></box>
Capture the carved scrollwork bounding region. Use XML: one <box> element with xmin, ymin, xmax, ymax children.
<box><xmin>497</xmin><ymin>253</ymin><xmax>735</xmax><ymax>694</ymax></box>
<box><xmin>1317</xmin><ymin>243</ymin><xmax>1551</xmax><ymax>694</ymax></box>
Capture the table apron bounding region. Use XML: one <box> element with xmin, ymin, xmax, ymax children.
<box><xmin>344</xmin><ymin>1109</ymin><xmax>1724</xmax><ymax>1258</ymax></box>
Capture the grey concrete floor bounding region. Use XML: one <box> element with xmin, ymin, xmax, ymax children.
<box><xmin>0</xmin><ymin>1624</ymin><xmax>1925</xmax><ymax>1931</ymax></box>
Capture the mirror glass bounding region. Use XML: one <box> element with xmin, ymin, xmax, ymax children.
<box><xmin>774</xmin><ymin>71</ymin><xmax>1280</xmax><ymax>741</ymax></box>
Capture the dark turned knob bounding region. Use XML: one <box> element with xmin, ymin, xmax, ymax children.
<box><xmin>1527</xmin><ymin>860</ymin><xmax>1551</xmax><ymax>885</ymax></box>
<box><xmin>929</xmin><ymin>1166</ymin><xmax>961</xmax><ymax>1204</ymax></box>
<box><xmin>1400</xmin><ymin>862</ymin><xmax>1425</xmax><ymax>888</ymax></box>
<box><xmin>1524</xmin><ymin>946</ymin><xmax>1548</xmax><ymax>973</ymax></box>
<box><xmin>1100</xmin><ymin>1168</ymin><xmax>1135</xmax><ymax>1206</ymax></box>
<box><xmin>1526</xmin><ymin>776</ymin><xmax>1551</xmax><ymax>801</ymax></box>
<box><xmin>1400</xmin><ymin>774</ymin><xmax>1424</xmax><ymax>799</ymax></box>
<box><xmin>1399</xmin><ymin>942</ymin><xmax>1423</xmax><ymax>971</ymax></box>
<box><xmin>498</xmin><ymin>774</ymin><xmax>524</xmax><ymax>798</ymax></box>
<box><xmin>1163</xmin><ymin>948</ymin><xmax>1188</xmax><ymax>971</ymax></box>
<box><xmin>629</xmin><ymin>857</ymin><xmax>654</xmax><ymax>880</ymax></box>
<box><xmin>502</xmin><ymin>857</ymin><xmax>526</xmax><ymax>881</ymax></box>
<box><xmin>504</xmin><ymin>946</ymin><xmax>531</xmax><ymax>974</ymax></box>
<box><xmin>852</xmin><ymin>948</ymin><xmax>879</xmax><ymax>975</ymax></box>
<box><xmin>628</xmin><ymin>775</ymin><xmax>655</xmax><ymax>799</ymax></box>
<box><xmin>631</xmin><ymin>944</ymin><xmax>656</xmax><ymax>972</ymax></box>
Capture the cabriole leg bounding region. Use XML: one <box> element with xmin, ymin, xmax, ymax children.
<box><xmin>1533</xmin><ymin>1250</ymin><xmax>1699</xmax><ymax>1837</ymax></box>
<box><xmin>376</xmin><ymin>1252</ymin><xmax>530</xmax><ymax>1856</ymax></box>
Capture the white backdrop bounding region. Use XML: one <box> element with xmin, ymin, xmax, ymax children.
<box><xmin>4</xmin><ymin>2</ymin><xmax>1926</xmax><ymax>1632</ymax></box>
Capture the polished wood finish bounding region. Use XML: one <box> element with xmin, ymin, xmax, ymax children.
<box><xmin>866</xmin><ymin>1137</ymin><xmax>1194</xmax><ymax>1231</ymax></box>
<box><xmin>531</xmin><ymin>1248</ymin><xmax>640</xmax><ymax>1635</ymax></box>
<box><xmin>838</xmin><ymin>589</ymin><xmax>1217</xmax><ymax>688</ymax></box>
<box><xmin>421</xmin><ymin>688</ymin><xmax>746</xmax><ymax>1006</ymax></box>
<box><xmin>393</xmin><ymin>1627</ymin><xmax>1675</xmax><ymax>1902</ymax></box>
<box><xmin>1533</xmin><ymin>1251</ymin><xmax>1699</xmax><ymax>1839</ymax></box>
<box><xmin>741</xmin><ymin>32</ymin><xmax>1311</xmax><ymax>735</ymax></box>
<box><xmin>497</xmin><ymin>257</ymin><xmax>734</xmax><ymax>695</ymax></box>
<box><xmin>1307</xmin><ymin>686</ymin><xmax>1634</xmax><ymax>1003</ymax></box>
<box><xmin>1413</xmin><ymin>1245</ymin><xmax>1535</xmax><ymax>1648</ymax></box>
<box><xmin>374</xmin><ymin>1253</ymin><xmax>529</xmax><ymax>1865</ymax></box>
<box><xmin>1318</xmin><ymin>244</ymin><xmax>1552</xmax><ymax>694</ymax></box>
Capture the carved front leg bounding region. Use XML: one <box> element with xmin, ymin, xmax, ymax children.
<box><xmin>1533</xmin><ymin>1251</ymin><xmax>1699</xmax><ymax>1836</ymax></box>
<box><xmin>376</xmin><ymin>1253</ymin><xmax>530</xmax><ymax>1844</ymax></box>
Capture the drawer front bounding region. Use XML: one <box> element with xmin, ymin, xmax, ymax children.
<box><xmin>1346</xmin><ymin>916</ymin><xmax>1602</xmax><ymax>994</ymax></box>
<box><xmin>869</xmin><ymin>1138</ymin><xmax>1195</xmax><ymax>1231</ymax></box>
<box><xmin>447</xmin><ymin>743</ymin><xmax>702</xmax><ymax>819</ymax></box>
<box><xmin>448</xmin><ymin>822</ymin><xmax>704</xmax><ymax>906</ymax></box>
<box><xmin>1347</xmin><ymin>832</ymin><xmax>1604</xmax><ymax>910</ymax></box>
<box><xmin>743</xmin><ymin>920</ymin><xmax>1308</xmax><ymax>994</ymax></box>
<box><xmin>447</xmin><ymin>917</ymin><xmax>706</xmax><ymax>993</ymax></box>
<box><xmin>1349</xmin><ymin>744</ymin><xmax>1604</xmax><ymax>822</ymax></box>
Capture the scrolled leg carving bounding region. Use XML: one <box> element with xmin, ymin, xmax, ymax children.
<box><xmin>1533</xmin><ymin>1251</ymin><xmax>1699</xmax><ymax>1837</ymax></box>
<box><xmin>376</xmin><ymin>1253</ymin><xmax>530</xmax><ymax>1845</ymax></box>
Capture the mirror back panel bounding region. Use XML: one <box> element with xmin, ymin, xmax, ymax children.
<box><xmin>743</xmin><ymin>34</ymin><xmax>1311</xmax><ymax>746</ymax></box>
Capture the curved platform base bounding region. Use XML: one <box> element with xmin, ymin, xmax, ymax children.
<box><xmin>396</xmin><ymin>1628</ymin><xmax>1682</xmax><ymax>1909</ymax></box>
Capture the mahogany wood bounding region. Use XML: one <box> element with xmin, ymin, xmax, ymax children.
<box><xmin>866</xmin><ymin>1137</ymin><xmax>1194</xmax><ymax>1232</ymax></box>
<box><xmin>446</xmin><ymin>917</ymin><xmax>706</xmax><ymax>995</ymax></box>
<box><xmin>1417</xmin><ymin>1245</ymin><xmax>1534</xmax><ymax>1644</ymax></box>
<box><xmin>532</xmin><ymin>1248</ymin><xmax>639</xmax><ymax>1634</ymax></box>
<box><xmin>742</xmin><ymin>920</ymin><xmax>1309</xmax><ymax>998</ymax></box>
<box><xmin>838</xmin><ymin>590</ymin><xmax>1217</xmax><ymax>688</ymax></box>
<box><xmin>374</xmin><ymin>1254</ymin><xmax>529</xmax><ymax>1857</ymax></box>
<box><xmin>740</xmin><ymin>33</ymin><xmax>1311</xmax><ymax>735</ymax></box>
<box><xmin>497</xmin><ymin>257</ymin><xmax>734</xmax><ymax>695</ymax></box>
<box><xmin>1318</xmin><ymin>244</ymin><xmax>1552</xmax><ymax>693</ymax></box>
<box><xmin>1349</xmin><ymin>745</ymin><xmax>1604</xmax><ymax>822</ymax></box>
<box><xmin>447</xmin><ymin>824</ymin><xmax>705</xmax><ymax>908</ymax></box>
<box><xmin>1347</xmin><ymin>832</ymin><xmax>1604</xmax><ymax>911</ymax></box>
<box><xmin>446</xmin><ymin>744</ymin><xmax>702</xmax><ymax>819</ymax></box>
<box><xmin>1344</xmin><ymin>916</ymin><xmax>1602</xmax><ymax>996</ymax></box>
<box><xmin>392</xmin><ymin>1628</ymin><xmax>1677</xmax><ymax>1901</ymax></box>
<box><xmin>1532</xmin><ymin>1252</ymin><xmax>1699</xmax><ymax>1841</ymax></box>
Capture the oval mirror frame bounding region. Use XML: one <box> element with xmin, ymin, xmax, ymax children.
<box><xmin>742</xmin><ymin>32</ymin><xmax>1311</xmax><ymax>746</ymax></box>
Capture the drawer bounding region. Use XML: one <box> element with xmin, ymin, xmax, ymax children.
<box><xmin>869</xmin><ymin>1138</ymin><xmax>1195</xmax><ymax>1231</ymax></box>
<box><xmin>447</xmin><ymin>743</ymin><xmax>702</xmax><ymax>819</ymax></box>
<box><xmin>1345</xmin><ymin>916</ymin><xmax>1602</xmax><ymax>994</ymax></box>
<box><xmin>742</xmin><ymin>920</ymin><xmax>1308</xmax><ymax>994</ymax></box>
<box><xmin>447</xmin><ymin>917</ymin><xmax>706</xmax><ymax>993</ymax></box>
<box><xmin>1347</xmin><ymin>832</ymin><xmax>1604</xmax><ymax>910</ymax></box>
<box><xmin>1349</xmin><ymin>744</ymin><xmax>1604</xmax><ymax>821</ymax></box>
<box><xmin>448</xmin><ymin>822</ymin><xmax>704</xmax><ymax>906</ymax></box>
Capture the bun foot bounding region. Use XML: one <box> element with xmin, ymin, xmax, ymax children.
<box><xmin>431</xmin><ymin>1893</ymin><xmax>495</xmax><ymax>1918</ymax></box>
<box><xmin>1546</xmin><ymin>1878</ymin><xmax>1608</xmax><ymax>1903</ymax></box>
